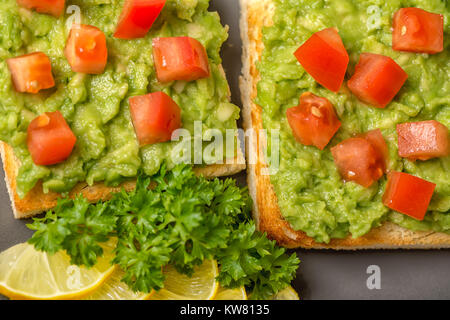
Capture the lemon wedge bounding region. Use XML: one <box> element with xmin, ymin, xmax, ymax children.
<box><xmin>215</xmin><ymin>286</ymin><xmax>247</xmax><ymax>300</ymax></box>
<box><xmin>271</xmin><ymin>286</ymin><xmax>299</xmax><ymax>300</ymax></box>
<box><xmin>150</xmin><ymin>260</ymin><xmax>219</xmax><ymax>300</ymax></box>
<box><xmin>84</xmin><ymin>268</ymin><xmax>153</xmax><ymax>300</ymax></box>
<box><xmin>0</xmin><ymin>242</ymin><xmax>115</xmax><ymax>300</ymax></box>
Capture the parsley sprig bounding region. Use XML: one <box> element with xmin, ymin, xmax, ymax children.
<box><xmin>27</xmin><ymin>165</ymin><xmax>299</xmax><ymax>299</ymax></box>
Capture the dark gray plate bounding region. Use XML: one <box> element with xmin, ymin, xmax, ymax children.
<box><xmin>1</xmin><ymin>0</ymin><xmax>449</xmax><ymax>300</ymax></box>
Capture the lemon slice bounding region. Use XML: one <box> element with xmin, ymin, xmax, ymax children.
<box><xmin>83</xmin><ymin>268</ymin><xmax>153</xmax><ymax>300</ymax></box>
<box><xmin>150</xmin><ymin>260</ymin><xmax>219</xmax><ymax>300</ymax></box>
<box><xmin>0</xmin><ymin>242</ymin><xmax>115</xmax><ymax>300</ymax></box>
<box><xmin>271</xmin><ymin>286</ymin><xmax>299</xmax><ymax>300</ymax></box>
<box><xmin>215</xmin><ymin>286</ymin><xmax>247</xmax><ymax>300</ymax></box>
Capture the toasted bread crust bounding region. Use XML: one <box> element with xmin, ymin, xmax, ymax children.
<box><xmin>1</xmin><ymin>141</ymin><xmax>245</xmax><ymax>219</ymax></box>
<box><xmin>1</xmin><ymin>142</ymin><xmax>134</xmax><ymax>219</ymax></box>
<box><xmin>239</xmin><ymin>0</ymin><xmax>450</xmax><ymax>249</ymax></box>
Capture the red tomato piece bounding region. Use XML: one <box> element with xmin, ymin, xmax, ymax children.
<box><xmin>392</xmin><ymin>8</ymin><xmax>444</xmax><ymax>54</ymax></box>
<box><xmin>27</xmin><ymin>111</ymin><xmax>77</xmax><ymax>166</ymax></box>
<box><xmin>361</xmin><ymin>129</ymin><xmax>390</xmax><ymax>170</ymax></box>
<box><xmin>129</xmin><ymin>92</ymin><xmax>182</xmax><ymax>146</ymax></box>
<box><xmin>7</xmin><ymin>52</ymin><xmax>55</xmax><ymax>94</ymax></box>
<box><xmin>331</xmin><ymin>130</ymin><xmax>388</xmax><ymax>188</ymax></box>
<box><xmin>114</xmin><ymin>0</ymin><xmax>166</xmax><ymax>39</ymax></box>
<box><xmin>64</xmin><ymin>24</ymin><xmax>108</xmax><ymax>75</ymax></box>
<box><xmin>383</xmin><ymin>172</ymin><xmax>436</xmax><ymax>220</ymax></box>
<box><xmin>286</xmin><ymin>92</ymin><xmax>341</xmax><ymax>150</ymax></box>
<box><xmin>152</xmin><ymin>37</ymin><xmax>210</xmax><ymax>83</ymax></box>
<box><xmin>294</xmin><ymin>28</ymin><xmax>349</xmax><ymax>92</ymax></box>
<box><xmin>16</xmin><ymin>0</ymin><xmax>65</xmax><ymax>17</ymax></box>
<box><xmin>347</xmin><ymin>53</ymin><xmax>408</xmax><ymax>108</ymax></box>
<box><xmin>397</xmin><ymin>120</ymin><xmax>449</xmax><ymax>161</ymax></box>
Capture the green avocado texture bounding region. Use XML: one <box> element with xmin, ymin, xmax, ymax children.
<box><xmin>256</xmin><ymin>0</ymin><xmax>449</xmax><ymax>243</ymax></box>
<box><xmin>0</xmin><ymin>0</ymin><xmax>239</xmax><ymax>198</ymax></box>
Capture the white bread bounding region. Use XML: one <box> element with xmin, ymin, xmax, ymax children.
<box><xmin>239</xmin><ymin>0</ymin><xmax>450</xmax><ymax>249</ymax></box>
<box><xmin>1</xmin><ymin>141</ymin><xmax>245</xmax><ymax>219</ymax></box>
<box><xmin>0</xmin><ymin>62</ymin><xmax>245</xmax><ymax>219</ymax></box>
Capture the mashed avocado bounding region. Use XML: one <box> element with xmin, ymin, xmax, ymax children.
<box><xmin>256</xmin><ymin>0</ymin><xmax>450</xmax><ymax>243</ymax></box>
<box><xmin>0</xmin><ymin>0</ymin><xmax>240</xmax><ymax>198</ymax></box>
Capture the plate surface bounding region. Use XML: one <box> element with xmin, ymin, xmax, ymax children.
<box><xmin>1</xmin><ymin>0</ymin><xmax>449</xmax><ymax>300</ymax></box>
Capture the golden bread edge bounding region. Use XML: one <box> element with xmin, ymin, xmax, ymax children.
<box><xmin>239</xmin><ymin>0</ymin><xmax>450</xmax><ymax>249</ymax></box>
<box><xmin>1</xmin><ymin>141</ymin><xmax>245</xmax><ymax>219</ymax></box>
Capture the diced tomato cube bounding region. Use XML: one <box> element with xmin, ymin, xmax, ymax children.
<box><xmin>294</xmin><ymin>28</ymin><xmax>349</xmax><ymax>92</ymax></box>
<box><xmin>331</xmin><ymin>130</ymin><xmax>388</xmax><ymax>188</ymax></box>
<box><xmin>152</xmin><ymin>37</ymin><xmax>210</xmax><ymax>83</ymax></box>
<box><xmin>347</xmin><ymin>53</ymin><xmax>408</xmax><ymax>108</ymax></box>
<box><xmin>392</xmin><ymin>8</ymin><xmax>444</xmax><ymax>54</ymax></box>
<box><xmin>361</xmin><ymin>129</ymin><xmax>390</xmax><ymax>169</ymax></box>
<box><xmin>383</xmin><ymin>172</ymin><xmax>436</xmax><ymax>221</ymax></box>
<box><xmin>27</xmin><ymin>111</ymin><xmax>77</xmax><ymax>166</ymax></box>
<box><xmin>286</xmin><ymin>92</ymin><xmax>341</xmax><ymax>150</ymax></box>
<box><xmin>7</xmin><ymin>52</ymin><xmax>55</xmax><ymax>94</ymax></box>
<box><xmin>16</xmin><ymin>0</ymin><xmax>65</xmax><ymax>17</ymax></box>
<box><xmin>129</xmin><ymin>92</ymin><xmax>182</xmax><ymax>146</ymax></box>
<box><xmin>397</xmin><ymin>120</ymin><xmax>449</xmax><ymax>161</ymax></box>
<box><xmin>64</xmin><ymin>24</ymin><xmax>108</xmax><ymax>75</ymax></box>
<box><xmin>114</xmin><ymin>0</ymin><xmax>166</xmax><ymax>39</ymax></box>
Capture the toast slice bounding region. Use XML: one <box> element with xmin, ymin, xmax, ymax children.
<box><xmin>2</xmin><ymin>61</ymin><xmax>245</xmax><ymax>219</ymax></box>
<box><xmin>239</xmin><ymin>0</ymin><xmax>450</xmax><ymax>249</ymax></box>
<box><xmin>2</xmin><ymin>60</ymin><xmax>245</xmax><ymax>220</ymax></box>
<box><xmin>0</xmin><ymin>1</ymin><xmax>247</xmax><ymax>219</ymax></box>
<box><xmin>1</xmin><ymin>141</ymin><xmax>245</xmax><ymax>219</ymax></box>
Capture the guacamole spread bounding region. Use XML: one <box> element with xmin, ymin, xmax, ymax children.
<box><xmin>256</xmin><ymin>0</ymin><xmax>450</xmax><ymax>243</ymax></box>
<box><xmin>0</xmin><ymin>0</ymin><xmax>240</xmax><ymax>198</ymax></box>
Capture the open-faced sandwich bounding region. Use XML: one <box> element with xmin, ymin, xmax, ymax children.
<box><xmin>0</xmin><ymin>0</ymin><xmax>245</xmax><ymax>219</ymax></box>
<box><xmin>240</xmin><ymin>0</ymin><xmax>450</xmax><ymax>248</ymax></box>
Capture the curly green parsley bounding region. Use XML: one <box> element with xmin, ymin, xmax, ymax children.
<box><xmin>28</xmin><ymin>165</ymin><xmax>299</xmax><ymax>300</ymax></box>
